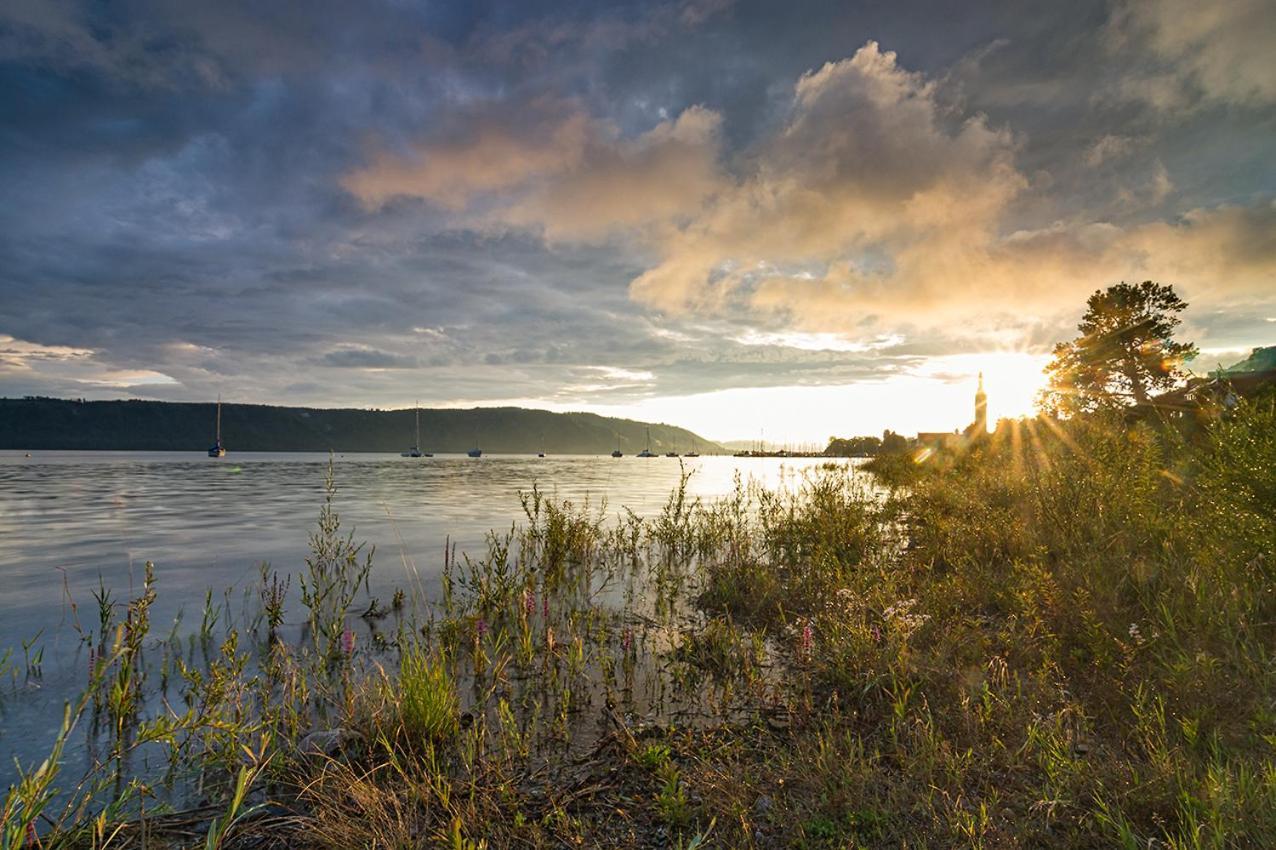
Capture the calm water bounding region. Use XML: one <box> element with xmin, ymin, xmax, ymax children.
<box><xmin>0</xmin><ymin>450</ymin><xmax>861</xmax><ymax>782</ymax></box>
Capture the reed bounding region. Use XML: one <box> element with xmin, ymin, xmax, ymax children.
<box><xmin>1</xmin><ymin>400</ymin><xmax>1273</xmax><ymax>848</ymax></box>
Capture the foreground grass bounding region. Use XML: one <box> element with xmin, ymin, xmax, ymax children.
<box><xmin>3</xmin><ymin>401</ymin><xmax>1275</xmax><ymax>848</ymax></box>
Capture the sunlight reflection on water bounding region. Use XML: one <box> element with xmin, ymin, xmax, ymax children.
<box><xmin>0</xmin><ymin>450</ymin><xmax>866</xmax><ymax>780</ymax></box>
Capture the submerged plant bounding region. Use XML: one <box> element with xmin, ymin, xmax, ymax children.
<box><xmin>300</xmin><ymin>457</ymin><xmax>373</xmax><ymax>666</ymax></box>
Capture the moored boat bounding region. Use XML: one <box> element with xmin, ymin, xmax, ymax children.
<box><xmin>208</xmin><ymin>396</ymin><xmax>227</xmax><ymax>457</ymax></box>
<box><xmin>401</xmin><ymin>404</ymin><xmax>433</xmax><ymax>457</ymax></box>
<box><xmin>637</xmin><ymin>426</ymin><xmax>655</xmax><ymax>457</ymax></box>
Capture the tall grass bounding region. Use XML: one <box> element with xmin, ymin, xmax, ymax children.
<box><xmin>2</xmin><ymin>403</ymin><xmax>1274</xmax><ymax>848</ymax></box>
<box><xmin>394</xmin><ymin>644</ymin><xmax>459</xmax><ymax>745</ymax></box>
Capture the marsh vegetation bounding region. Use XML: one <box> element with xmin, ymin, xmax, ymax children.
<box><xmin>3</xmin><ymin>395</ymin><xmax>1275</xmax><ymax>848</ymax></box>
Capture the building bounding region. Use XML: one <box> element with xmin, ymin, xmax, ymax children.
<box><xmin>1150</xmin><ymin>345</ymin><xmax>1276</xmax><ymax>414</ymax></box>
<box><xmin>918</xmin><ymin>373</ymin><xmax>989</xmax><ymax>448</ymax></box>
<box><xmin>966</xmin><ymin>371</ymin><xmax>988</xmax><ymax>437</ymax></box>
<box><xmin>916</xmin><ymin>429</ymin><xmax>962</xmax><ymax>450</ymax></box>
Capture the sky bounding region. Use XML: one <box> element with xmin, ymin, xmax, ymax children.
<box><xmin>1</xmin><ymin>0</ymin><xmax>1274</xmax><ymax>443</ymax></box>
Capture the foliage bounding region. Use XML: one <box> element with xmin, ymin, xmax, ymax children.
<box><xmin>300</xmin><ymin>458</ymin><xmax>373</xmax><ymax>666</ymax></box>
<box><xmin>0</xmin><ymin>397</ymin><xmax>725</xmax><ymax>454</ymax></box>
<box><xmin>4</xmin><ymin>402</ymin><xmax>1275</xmax><ymax>848</ymax></box>
<box><xmin>880</xmin><ymin>428</ymin><xmax>910</xmax><ymax>453</ymax></box>
<box><xmin>824</xmin><ymin>434</ymin><xmax>882</xmax><ymax>456</ymax></box>
<box><xmin>1042</xmin><ymin>280</ymin><xmax>1198</xmax><ymax>414</ymax></box>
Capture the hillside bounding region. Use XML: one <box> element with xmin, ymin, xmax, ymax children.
<box><xmin>1213</xmin><ymin>345</ymin><xmax>1276</xmax><ymax>376</ymax></box>
<box><xmin>0</xmin><ymin>398</ymin><xmax>724</xmax><ymax>455</ymax></box>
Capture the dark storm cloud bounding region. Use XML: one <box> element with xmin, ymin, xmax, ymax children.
<box><xmin>1</xmin><ymin>0</ymin><xmax>1273</xmax><ymax>412</ymax></box>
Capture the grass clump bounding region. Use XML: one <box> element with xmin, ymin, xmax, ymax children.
<box><xmin>394</xmin><ymin>644</ymin><xmax>458</xmax><ymax>746</ymax></box>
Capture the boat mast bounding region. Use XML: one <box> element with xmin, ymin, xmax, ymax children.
<box><xmin>216</xmin><ymin>394</ymin><xmax>222</xmax><ymax>443</ymax></box>
<box><xmin>415</xmin><ymin>402</ymin><xmax>420</xmax><ymax>448</ymax></box>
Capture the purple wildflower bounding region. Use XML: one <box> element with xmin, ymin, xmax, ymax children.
<box><xmin>800</xmin><ymin>620</ymin><xmax>814</xmax><ymax>659</ymax></box>
<box><xmin>340</xmin><ymin>627</ymin><xmax>356</xmax><ymax>657</ymax></box>
<box><xmin>475</xmin><ymin>617</ymin><xmax>488</xmax><ymax>640</ymax></box>
<box><xmin>621</xmin><ymin>628</ymin><xmax>634</xmax><ymax>652</ymax></box>
<box><xmin>524</xmin><ymin>590</ymin><xmax>536</xmax><ymax>617</ymax></box>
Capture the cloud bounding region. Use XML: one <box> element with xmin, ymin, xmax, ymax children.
<box><xmin>741</xmin><ymin>196</ymin><xmax>1276</xmax><ymax>341</ymax></box>
<box><xmin>1084</xmin><ymin>134</ymin><xmax>1147</xmax><ymax>167</ymax></box>
<box><xmin>1111</xmin><ymin>0</ymin><xmax>1276</xmax><ymax>106</ymax></box>
<box><xmin>318</xmin><ymin>346</ymin><xmax>419</xmax><ymax>369</ymax></box>
<box><xmin>501</xmin><ymin>106</ymin><xmax>723</xmax><ymax>241</ymax></box>
<box><xmin>0</xmin><ymin>334</ymin><xmax>94</xmax><ymax>369</ymax></box>
<box><xmin>2</xmin><ymin>0</ymin><xmax>1273</xmax><ymax>430</ymax></box>
<box><xmin>732</xmin><ymin>330</ymin><xmax>902</xmax><ymax>353</ymax></box>
<box><xmin>0</xmin><ymin>334</ymin><xmax>177</xmax><ymax>395</ymax></box>
<box><xmin>629</xmin><ymin>41</ymin><xmax>1027</xmax><ymax>320</ymax></box>
<box><xmin>343</xmin><ymin>105</ymin><xmax>594</xmax><ymax>211</ymax></box>
<box><xmin>344</xmin><ymin>102</ymin><xmax>724</xmax><ymax>241</ymax></box>
<box><xmin>339</xmin><ymin>36</ymin><xmax>1275</xmax><ymax>345</ymax></box>
<box><xmin>1119</xmin><ymin>201</ymin><xmax>1276</xmax><ymax>299</ymax></box>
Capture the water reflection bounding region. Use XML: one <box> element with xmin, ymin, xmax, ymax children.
<box><xmin>0</xmin><ymin>450</ymin><xmax>862</xmax><ymax>782</ymax></box>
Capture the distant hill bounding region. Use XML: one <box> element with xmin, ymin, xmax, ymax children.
<box><xmin>1212</xmin><ymin>345</ymin><xmax>1276</xmax><ymax>376</ymax></box>
<box><xmin>0</xmin><ymin>398</ymin><xmax>725</xmax><ymax>455</ymax></box>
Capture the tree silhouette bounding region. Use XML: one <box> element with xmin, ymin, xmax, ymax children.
<box><xmin>1041</xmin><ymin>281</ymin><xmax>1197</xmax><ymax>415</ymax></box>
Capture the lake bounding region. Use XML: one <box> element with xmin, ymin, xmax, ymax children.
<box><xmin>0</xmin><ymin>450</ymin><xmax>863</xmax><ymax>784</ymax></box>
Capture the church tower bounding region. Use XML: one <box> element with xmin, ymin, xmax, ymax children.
<box><xmin>972</xmin><ymin>371</ymin><xmax>988</xmax><ymax>435</ymax></box>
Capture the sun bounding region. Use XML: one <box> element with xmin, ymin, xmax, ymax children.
<box><xmin>934</xmin><ymin>352</ymin><xmax>1052</xmax><ymax>423</ymax></box>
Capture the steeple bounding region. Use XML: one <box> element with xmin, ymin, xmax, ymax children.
<box><xmin>973</xmin><ymin>371</ymin><xmax>988</xmax><ymax>435</ymax></box>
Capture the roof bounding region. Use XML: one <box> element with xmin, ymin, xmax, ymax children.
<box><xmin>1152</xmin><ymin>368</ymin><xmax>1276</xmax><ymax>410</ymax></box>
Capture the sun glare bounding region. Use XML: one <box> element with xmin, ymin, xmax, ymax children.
<box><xmin>921</xmin><ymin>352</ymin><xmax>1052</xmax><ymax>424</ymax></box>
<box><xmin>553</xmin><ymin>351</ymin><xmax>1051</xmax><ymax>447</ymax></box>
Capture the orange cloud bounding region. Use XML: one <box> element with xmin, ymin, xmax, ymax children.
<box><xmin>343</xmin><ymin>109</ymin><xmax>592</xmax><ymax>210</ymax></box>
<box><xmin>340</xmin><ymin>40</ymin><xmax>1276</xmax><ymax>342</ymax></box>
<box><xmin>343</xmin><ymin>102</ymin><xmax>723</xmax><ymax>240</ymax></box>
<box><xmin>630</xmin><ymin>41</ymin><xmax>1027</xmax><ymax>316</ymax></box>
<box><xmin>502</xmin><ymin>106</ymin><xmax>724</xmax><ymax>241</ymax></box>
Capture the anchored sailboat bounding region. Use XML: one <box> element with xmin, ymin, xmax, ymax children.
<box><xmin>208</xmin><ymin>396</ymin><xmax>226</xmax><ymax>457</ymax></box>
<box><xmin>401</xmin><ymin>403</ymin><xmax>432</xmax><ymax>457</ymax></box>
<box><xmin>637</xmin><ymin>426</ymin><xmax>655</xmax><ymax>458</ymax></box>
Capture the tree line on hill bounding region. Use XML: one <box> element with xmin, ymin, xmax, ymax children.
<box><xmin>0</xmin><ymin>399</ymin><xmax>725</xmax><ymax>455</ymax></box>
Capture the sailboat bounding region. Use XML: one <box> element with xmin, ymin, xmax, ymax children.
<box><xmin>207</xmin><ymin>396</ymin><xmax>226</xmax><ymax>457</ymax></box>
<box><xmin>401</xmin><ymin>403</ymin><xmax>432</xmax><ymax>457</ymax></box>
<box><xmin>637</xmin><ymin>426</ymin><xmax>655</xmax><ymax>458</ymax></box>
<box><xmin>685</xmin><ymin>438</ymin><xmax>700</xmax><ymax>458</ymax></box>
<box><xmin>467</xmin><ymin>448</ymin><xmax>482</xmax><ymax>458</ymax></box>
